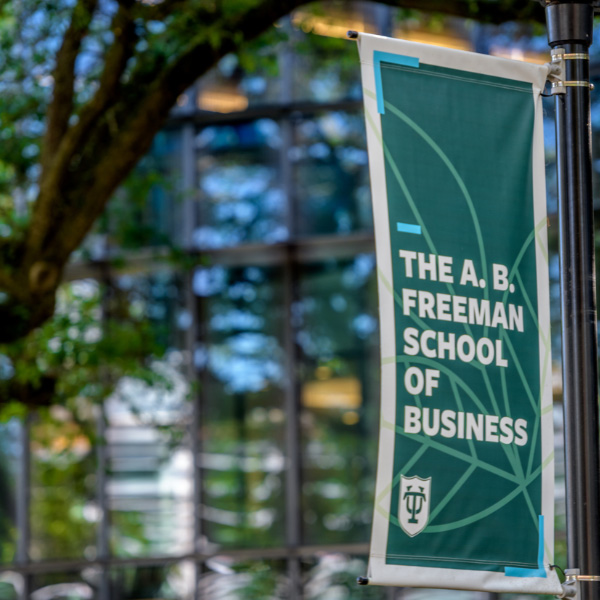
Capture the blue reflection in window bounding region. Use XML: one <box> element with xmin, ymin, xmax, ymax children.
<box><xmin>195</xmin><ymin>121</ymin><xmax>286</xmax><ymax>249</ymax></box>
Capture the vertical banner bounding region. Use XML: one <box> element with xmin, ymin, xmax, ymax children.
<box><xmin>358</xmin><ymin>34</ymin><xmax>561</xmax><ymax>595</ymax></box>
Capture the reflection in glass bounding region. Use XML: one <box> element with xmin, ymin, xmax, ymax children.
<box><xmin>195</xmin><ymin>121</ymin><xmax>287</xmax><ymax>249</ymax></box>
<box><xmin>196</xmin><ymin>52</ymin><xmax>281</xmax><ymax>112</ymax></box>
<box><xmin>196</xmin><ymin>266</ymin><xmax>286</xmax><ymax>548</ymax></box>
<box><xmin>302</xmin><ymin>554</ymin><xmax>387</xmax><ymax>599</ymax></box>
<box><xmin>147</xmin><ymin>130</ymin><xmax>183</xmax><ymax>245</ymax></box>
<box><xmin>293</xmin><ymin>112</ymin><xmax>371</xmax><ymax>236</ymax></box>
<box><xmin>106</xmin><ymin>397</ymin><xmax>193</xmax><ymax>559</ymax></box>
<box><xmin>107</xmin><ymin>129</ymin><xmax>182</xmax><ymax>253</ymax></box>
<box><xmin>30</xmin><ymin>571</ymin><xmax>96</xmax><ymax>600</ymax></box>
<box><xmin>110</xmin><ymin>563</ymin><xmax>193</xmax><ymax>599</ymax></box>
<box><xmin>0</xmin><ymin>572</ymin><xmax>20</xmax><ymax>599</ymax></box>
<box><xmin>199</xmin><ymin>558</ymin><xmax>288</xmax><ymax>599</ymax></box>
<box><xmin>111</xmin><ymin>271</ymin><xmax>186</xmax><ymax>352</ymax></box>
<box><xmin>291</xmin><ymin>26</ymin><xmax>364</xmax><ymax>103</ymax></box>
<box><xmin>0</xmin><ymin>421</ymin><xmax>18</xmax><ymax>563</ymax></box>
<box><xmin>542</xmin><ymin>96</ymin><xmax>558</xmax><ymax>216</ymax></box>
<box><xmin>298</xmin><ymin>256</ymin><xmax>379</xmax><ymax>545</ymax></box>
<box><xmin>30</xmin><ymin>411</ymin><xmax>97</xmax><ymax>562</ymax></box>
<box><xmin>107</xmin><ymin>272</ymin><xmax>193</xmax><ymax>559</ymax></box>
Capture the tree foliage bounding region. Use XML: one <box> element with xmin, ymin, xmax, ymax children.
<box><xmin>0</xmin><ymin>0</ymin><xmax>544</xmax><ymax>344</ymax></box>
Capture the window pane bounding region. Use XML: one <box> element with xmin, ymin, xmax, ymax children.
<box><xmin>0</xmin><ymin>420</ymin><xmax>18</xmax><ymax>563</ymax></box>
<box><xmin>199</xmin><ymin>558</ymin><xmax>289</xmax><ymax>599</ymax></box>
<box><xmin>109</xmin><ymin>562</ymin><xmax>193</xmax><ymax>599</ymax></box>
<box><xmin>30</xmin><ymin>411</ymin><xmax>97</xmax><ymax>561</ymax></box>
<box><xmin>298</xmin><ymin>256</ymin><xmax>379</xmax><ymax>545</ymax></box>
<box><xmin>290</xmin><ymin>17</ymin><xmax>366</xmax><ymax>103</ymax></box>
<box><xmin>293</xmin><ymin>113</ymin><xmax>371</xmax><ymax>237</ymax></box>
<box><xmin>194</xmin><ymin>121</ymin><xmax>287</xmax><ymax>249</ymax></box>
<box><xmin>24</xmin><ymin>271</ymin><xmax>189</xmax><ymax>562</ymax></box>
<box><xmin>196</xmin><ymin>53</ymin><xmax>282</xmax><ymax>112</ymax></box>
<box><xmin>196</xmin><ymin>265</ymin><xmax>286</xmax><ymax>548</ymax></box>
<box><xmin>108</xmin><ymin>129</ymin><xmax>183</xmax><ymax>251</ymax></box>
<box><xmin>111</xmin><ymin>271</ymin><xmax>187</xmax><ymax>351</ymax></box>
<box><xmin>106</xmin><ymin>409</ymin><xmax>193</xmax><ymax>558</ymax></box>
<box><xmin>302</xmin><ymin>554</ymin><xmax>386</xmax><ymax>600</ymax></box>
<box><xmin>0</xmin><ymin>572</ymin><xmax>20</xmax><ymax>599</ymax></box>
<box><xmin>107</xmin><ymin>272</ymin><xmax>192</xmax><ymax>558</ymax></box>
<box><xmin>30</xmin><ymin>571</ymin><xmax>97</xmax><ymax>600</ymax></box>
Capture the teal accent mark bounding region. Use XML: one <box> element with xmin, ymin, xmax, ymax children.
<box><xmin>397</xmin><ymin>222</ymin><xmax>422</xmax><ymax>235</ymax></box>
<box><xmin>504</xmin><ymin>515</ymin><xmax>546</xmax><ymax>578</ymax></box>
<box><xmin>374</xmin><ymin>51</ymin><xmax>419</xmax><ymax>114</ymax></box>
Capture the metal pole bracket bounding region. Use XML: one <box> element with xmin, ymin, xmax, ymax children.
<box><xmin>554</xmin><ymin>569</ymin><xmax>600</xmax><ymax>599</ymax></box>
<box><xmin>548</xmin><ymin>48</ymin><xmax>566</xmax><ymax>94</ymax></box>
<box><xmin>547</xmin><ymin>48</ymin><xmax>594</xmax><ymax>94</ymax></box>
<box><xmin>567</xmin><ymin>574</ymin><xmax>600</xmax><ymax>583</ymax></box>
<box><xmin>546</xmin><ymin>48</ymin><xmax>567</xmax><ymax>94</ymax></box>
<box><xmin>556</xmin><ymin>569</ymin><xmax>580</xmax><ymax>599</ymax></box>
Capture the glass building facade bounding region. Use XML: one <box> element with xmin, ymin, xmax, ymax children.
<box><xmin>2</xmin><ymin>3</ymin><xmax>597</xmax><ymax>599</ymax></box>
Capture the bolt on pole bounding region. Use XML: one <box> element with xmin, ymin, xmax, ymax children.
<box><xmin>544</xmin><ymin>2</ymin><xmax>600</xmax><ymax>598</ymax></box>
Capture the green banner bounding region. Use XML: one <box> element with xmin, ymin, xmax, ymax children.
<box><xmin>359</xmin><ymin>35</ymin><xmax>560</xmax><ymax>595</ymax></box>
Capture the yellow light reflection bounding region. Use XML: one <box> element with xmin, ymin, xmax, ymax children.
<box><xmin>315</xmin><ymin>365</ymin><xmax>333</xmax><ymax>381</ymax></box>
<box><xmin>197</xmin><ymin>88</ymin><xmax>249</xmax><ymax>113</ymax></box>
<box><xmin>342</xmin><ymin>410</ymin><xmax>360</xmax><ymax>425</ymax></box>
<box><xmin>302</xmin><ymin>376</ymin><xmax>362</xmax><ymax>410</ymax></box>
<box><xmin>292</xmin><ymin>10</ymin><xmax>375</xmax><ymax>38</ymax></box>
<box><xmin>292</xmin><ymin>8</ymin><xmax>472</xmax><ymax>51</ymax></box>
<box><xmin>394</xmin><ymin>30</ymin><xmax>472</xmax><ymax>52</ymax></box>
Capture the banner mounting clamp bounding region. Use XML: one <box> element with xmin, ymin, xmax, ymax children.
<box><xmin>547</xmin><ymin>48</ymin><xmax>594</xmax><ymax>94</ymax></box>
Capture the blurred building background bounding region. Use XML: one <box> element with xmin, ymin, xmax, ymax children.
<box><xmin>0</xmin><ymin>2</ymin><xmax>598</xmax><ymax>599</ymax></box>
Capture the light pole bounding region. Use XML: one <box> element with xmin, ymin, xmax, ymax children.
<box><xmin>544</xmin><ymin>2</ymin><xmax>600</xmax><ymax>598</ymax></box>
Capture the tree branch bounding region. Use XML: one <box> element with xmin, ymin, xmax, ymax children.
<box><xmin>35</xmin><ymin>0</ymin><xmax>545</xmax><ymax>263</ymax></box>
<box><xmin>34</xmin><ymin>0</ymin><xmax>310</xmax><ymax>261</ymax></box>
<box><xmin>376</xmin><ymin>0</ymin><xmax>545</xmax><ymax>24</ymax></box>
<box><xmin>30</xmin><ymin>0</ymin><xmax>139</xmax><ymax>262</ymax></box>
<box><xmin>26</xmin><ymin>0</ymin><xmax>543</xmax><ymax>300</ymax></box>
<box><xmin>133</xmin><ymin>0</ymin><xmax>210</xmax><ymax>22</ymax></box>
<box><xmin>41</xmin><ymin>0</ymin><xmax>98</xmax><ymax>171</ymax></box>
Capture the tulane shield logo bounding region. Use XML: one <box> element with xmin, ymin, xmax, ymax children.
<box><xmin>399</xmin><ymin>475</ymin><xmax>432</xmax><ymax>537</ymax></box>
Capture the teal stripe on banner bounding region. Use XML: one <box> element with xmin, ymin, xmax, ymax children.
<box><xmin>374</xmin><ymin>51</ymin><xmax>419</xmax><ymax>114</ymax></box>
<box><xmin>397</xmin><ymin>222</ymin><xmax>422</xmax><ymax>235</ymax></box>
<box><xmin>504</xmin><ymin>515</ymin><xmax>547</xmax><ymax>578</ymax></box>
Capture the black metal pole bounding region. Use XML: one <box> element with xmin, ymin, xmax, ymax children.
<box><xmin>545</xmin><ymin>2</ymin><xmax>600</xmax><ymax>598</ymax></box>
